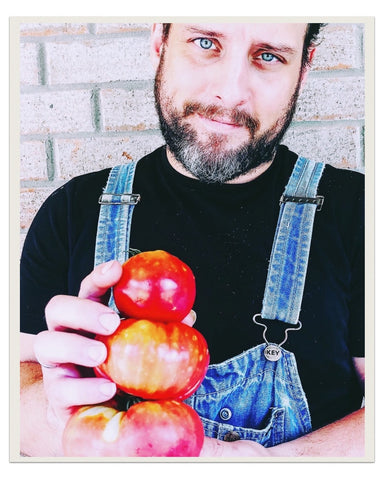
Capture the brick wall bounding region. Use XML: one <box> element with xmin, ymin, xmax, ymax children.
<box><xmin>18</xmin><ymin>21</ymin><xmax>366</xmax><ymax>247</ymax></box>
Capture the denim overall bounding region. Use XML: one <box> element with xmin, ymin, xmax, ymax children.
<box><xmin>95</xmin><ymin>156</ymin><xmax>325</xmax><ymax>447</ymax></box>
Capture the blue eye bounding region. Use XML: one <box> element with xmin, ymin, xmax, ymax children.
<box><xmin>261</xmin><ymin>52</ymin><xmax>277</xmax><ymax>62</ymax></box>
<box><xmin>197</xmin><ymin>38</ymin><xmax>214</xmax><ymax>50</ymax></box>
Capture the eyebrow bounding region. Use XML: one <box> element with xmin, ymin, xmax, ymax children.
<box><xmin>183</xmin><ymin>26</ymin><xmax>299</xmax><ymax>56</ymax></box>
<box><xmin>256</xmin><ymin>42</ymin><xmax>298</xmax><ymax>56</ymax></box>
<box><xmin>183</xmin><ymin>25</ymin><xmax>226</xmax><ymax>39</ymax></box>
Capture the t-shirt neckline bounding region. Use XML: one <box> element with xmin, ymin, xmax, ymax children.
<box><xmin>158</xmin><ymin>145</ymin><xmax>283</xmax><ymax>193</ymax></box>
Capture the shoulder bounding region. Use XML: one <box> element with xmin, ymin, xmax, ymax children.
<box><xmin>280</xmin><ymin>145</ymin><xmax>364</xmax><ymax>188</ymax></box>
<box><xmin>315</xmin><ymin>164</ymin><xmax>364</xmax><ymax>248</ymax></box>
<box><xmin>321</xmin><ymin>163</ymin><xmax>364</xmax><ymax>193</ymax></box>
<box><xmin>279</xmin><ymin>145</ymin><xmax>364</xmax><ymax>199</ymax></box>
<box><xmin>278</xmin><ymin>146</ymin><xmax>364</xmax><ymax>236</ymax></box>
<box><xmin>42</xmin><ymin>146</ymin><xmax>166</xmax><ymax>211</ymax></box>
<box><xmin>319</xmin><ymin>164</ymin><xmax>364</xmax><ymax>220</ymax></box>
<box><xmin>51</xmin><ymin>168</ymin><xmax>112</xmax><ymax>203</ymax></box>
<box><xmin>42</xmin><ymin>145</ymin><xmax>165</xmax><ymax>208</ymax></box>
<box><xmin>27</xmin><ymin>168</ymin><xmax>112</xmax><ymax>239</ymax></box>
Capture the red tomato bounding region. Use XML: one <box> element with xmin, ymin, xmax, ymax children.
<box><xmin>63</xmin><ymin>400</ymin><xmax>204</xmax><ymax>457</ymax></box>
<box><xmin>113</xmin><ymin>250</ymin><xmax>196</xmax><ymax>322</ymax></box>
<box><xmin>95</xmin><ymin>318</ymin><xmax>209</xmax><ymax>400</ymax></box>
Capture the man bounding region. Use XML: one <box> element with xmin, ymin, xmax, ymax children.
<box><xmin>20</xmin><ymin>22</ymin><xmax>365</xmax><ymax>457</ymax></box>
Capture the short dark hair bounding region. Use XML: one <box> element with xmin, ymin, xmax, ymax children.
<box><xmin>162</xmin><ymin>23</ymin><xmax>171</xmax><ymax>42</ymax></box>
<box><xmin>303</xmin><ymin>23</ymin><xmax>325</xmax><ymax>66</ymax></box>
<box><xmin>161</xmin><ymin>22</ymin><xmax>325</xmax><ymax>67</ymax></box>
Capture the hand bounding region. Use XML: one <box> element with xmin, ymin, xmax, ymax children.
<box><xmin>200</xmin><ymin>437</ymin><xmax>273</xmax><ymax>457</ymax></box>
<box><xmin>33</xmin><ymin>259</ymin><xmax>197</xmax><ymax>436</ymax></box>
<box><xmin>33</xmin><ymin>260</ymin><xmax>123</xmax><ymax>433</ymax></box>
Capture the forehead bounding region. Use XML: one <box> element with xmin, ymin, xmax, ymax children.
<box><xmin>169</xmin><ymin>23</ymin><xmax>307</xmax><ymax>49</ymax></box>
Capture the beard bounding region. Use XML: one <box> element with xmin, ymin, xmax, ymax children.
<box><xmin>154</xmin><ymin>54</ymin><xmax>301</xmax><ymax>184</ymax></box>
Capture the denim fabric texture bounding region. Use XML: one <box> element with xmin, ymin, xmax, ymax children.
<box><xmin>94</xmin><ymin>161</ymin><xmax>138</xmax><ymax>311</ymax></box>
<box><xmin>184</xmin><ymin>344</ymin><xmax>312</xmax><ymax>446</ymax></box>
<box><xmin>94</xmin><ymin>157</ymin><xmax>322</xmax><ymax>446</ymax></box>
<box><xmin>261</xmin><ymin>157</ymin><xmax>325</xmax><ymax>324</ymax></box>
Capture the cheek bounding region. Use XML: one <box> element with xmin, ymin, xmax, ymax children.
<box><xmin>251</xmin><ymin>78</ymin><xmax>299</xmax><ymax>125</ymax></box>
<box><xmin>164</xmin><ymin>75</ymin><xmax>205</xmax><ymax>108</ymax></box>
<box><xmin>160</xmin><ymin>52</ymin><xmax>215</xmax><ymax>107</ymax></box>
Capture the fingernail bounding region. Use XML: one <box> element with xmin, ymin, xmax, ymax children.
<box><xmin>101</xmin><ymin>260</ymin><xmax>115</xmax><ymax>275</ymax></box>
<box><xmin>88</xmin><ymin>344</ymin><xmax>107</xmax><ymax>363</ymax></box>
<box><xmin>99</xmin><ymin>312</ymin><xmax>120</xmax><ymax>333</ymax></box>
<box><xmin>99</xmin><ymin>382</ymin><xmax>116</xmax><ymax>397</ymax></box>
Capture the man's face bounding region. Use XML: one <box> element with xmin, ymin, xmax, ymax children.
<box><xmin>152</xmin><ymin>23</ymin><xmax>308</xmax><ymax>183</ymax></box>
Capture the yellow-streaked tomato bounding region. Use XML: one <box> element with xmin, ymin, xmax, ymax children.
<box><xmin>113</xmin><ymin>250</ymin><xmax>196</xmax><ymax>323</ymax></box>
<box><xmin>95</xmin><ymin>318</ymin><xmax>209</xmax><ymax>400</ymax></box>
<box><xmin>63</xmin><ymin>400</ymin><xmax>204</xmax><ymax>457</ymax></box>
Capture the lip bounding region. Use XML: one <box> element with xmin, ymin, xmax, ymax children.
<box><xmin>196</xmin><ymin>113</ymin><xmax>243</xmax><ymax>132</ymax></box>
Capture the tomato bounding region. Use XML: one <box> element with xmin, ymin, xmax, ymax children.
<box><xmin>95</xmin><ymin>318</ymin><xmax>209</xmax><ymax>400</ymax></box>
<box><xmin>113</xmin><ymin>250</ymin><xmax>196</xmax><ymax>322</ymax></box>
<box><xmin>63</xmin><ymin>400</ymin><xmax>204</xmax><ymax>457</ymax></box>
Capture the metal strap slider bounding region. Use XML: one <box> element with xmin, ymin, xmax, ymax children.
<box><xmin>98</xmin><ymin>193</ymin><xmax>141</xmax><ymax>205</ymax></box>
<box><xmin>279</xmin><ymin>194</ymin><xmax>324</xmax><ymax>211</ymax></box>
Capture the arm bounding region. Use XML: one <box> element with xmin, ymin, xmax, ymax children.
<box><xmin>271</xmin><ymin>357</ymin><xmax>365</xmax><ymax>457</ymax></box>
<box><xmin>20</xmin><ymin>360</ymin><xmax>62</xmax><ymax>456</ymax></box>
<box><xmin>20</xmin><ymin>331</ymin><xmax>62</xmax><ymax>456</ymax></box>
<box><xmin>201</xmin><ymin>358</ymin><xmax>365</xmax><ymax>458</ymax></box>
<box><xmin>201</xmin><ymin>408</ymin><xmax>365</xmax><ymax>458</ymax></box>
<box><xmin>271</xmin><ymin>405</ymin><xmax>364</xmax><ymax>457</ymax></box>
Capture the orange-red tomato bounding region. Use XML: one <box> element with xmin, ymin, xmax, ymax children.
<box><xmin>63</xmin><ymin>400</ymin><xmax>204</xmax><ymax>457</ymax></box>
<box><xmin>95</xmin><ymin>318</ymin><xmax>209</xmax><ymax>400</ymax></box>
<box><xmin>113</xmin><ymin>250</ymin><xmax>196</xmax><ymax>323</ymax></box>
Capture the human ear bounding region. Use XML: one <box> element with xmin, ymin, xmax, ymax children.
<box><xmin>300</xmin><ymin>47</ymin><xmax>316</xmax><ymax>87</ymax></box>
<box><xmin>307</xmin><ymin>47</ymin><xmax>316</xmax><ymax>65</ymax></box>
<box><xmin>150</xmin><ymin>23</ymin><xmax>164</xmax><ymax>69</ymax></box>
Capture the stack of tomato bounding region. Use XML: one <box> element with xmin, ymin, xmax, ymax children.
<box><xmin>63</xmin><ymin>250</ymin><xmax>209</xmax><ymax>457</ymax></box>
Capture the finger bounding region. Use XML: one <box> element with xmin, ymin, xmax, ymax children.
<box><xmin>43</xmin><ymin>365</ymin><xmax>117</xmax><ymax>410</ymax></box>
<box><xmin>78</xmin><ymin>260</ymin><xmax>122</xmax><ymax>301</ymax></box>
<box><xmin>45</xmin><ymin>295</ymin><xmax>120</xmax><ymax>334</ymax></box>
<box><xmin>181</xmin><ymin>310</ymin><xmax>197</xmax><ymax>327</ymax></box>
<box><xmin>34</xmin><ymin>330</ymin><xmax>109</xmax><ymax>368</ymax></box>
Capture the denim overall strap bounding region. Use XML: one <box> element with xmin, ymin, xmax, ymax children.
<box><xmin>261</xmin><ymin>156</ymin><xmax>325</xmax><ymax>325</ymax></box>
<box><xmin>184</xmin><ymin>157</ymin><xmax>324</xmax><ymax>446</ymax></box>
<box><xmin>94</xmin><ymin>162</ymin><xmax>140</xmax><ymax>311</ymax></box>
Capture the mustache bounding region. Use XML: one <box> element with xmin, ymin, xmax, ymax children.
<box><xmin>182</xmin><ymin>102</ymin><xmax>259</xmax><ymax>136</ymax></box>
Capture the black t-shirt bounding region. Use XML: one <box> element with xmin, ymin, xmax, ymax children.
<box><xmin>20</xmin><ymin>144</ymin><xmax>365</xmax><ymax>431</ymax></box>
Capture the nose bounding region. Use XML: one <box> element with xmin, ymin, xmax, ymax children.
<box><xmin>210</xmin><ymin>52</ymin><xmax>252</xmax><ymax>109</ymax></box>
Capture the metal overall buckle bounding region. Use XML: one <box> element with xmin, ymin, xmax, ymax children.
<box><xmin>279</xmin><ymin>194</ymin><xmax>324</xmax><ymax>212</ymax></box>
<box><xmin>98</xmin><ymin>193</ymin><xmax>141</xmax><ymax>205</ymax></box>
<box><xmin>252</xmin><ymin>314</ymin><xmax>302</xmax><ymax>362</ymax></box>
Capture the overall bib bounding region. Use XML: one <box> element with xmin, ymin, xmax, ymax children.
<box><xmin>95</xmin><ymin>156</ymin><xmax>325</xmax><ymax>447</ymax></box>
